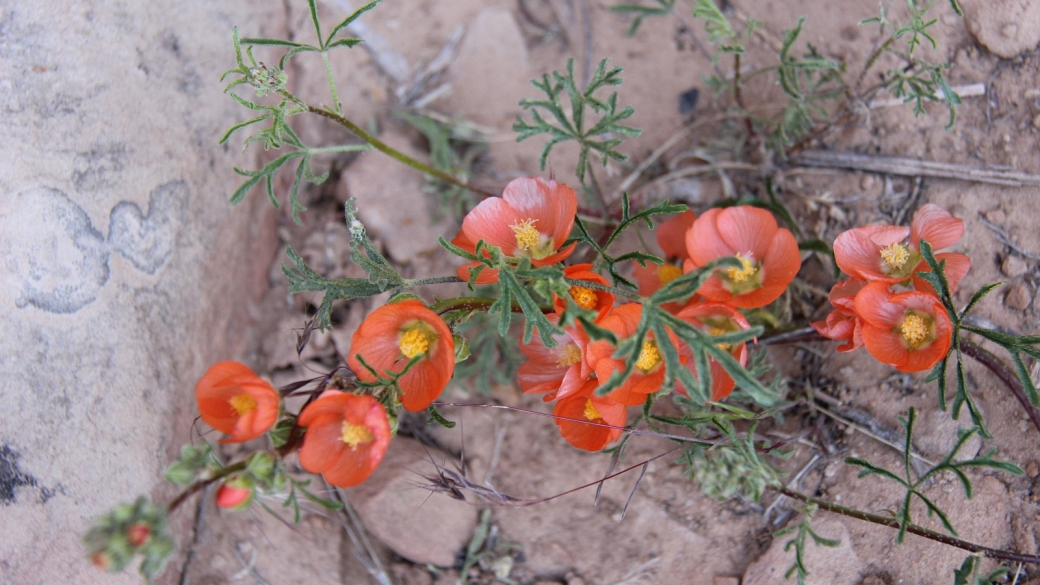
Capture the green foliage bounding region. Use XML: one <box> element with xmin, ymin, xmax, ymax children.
<box><xmin>514</xmin><ymin>58</ymin><xmax>642</xmax><ymax>184</ymax></box>
<box><xmin>220</xmin><ymin>25</ymin><xmax>373</xmax><ymax>223</ymax></box>
<box><xmin>282</xmin><ymin>199</ymin><xmax>404</xmax><ymax>330</ymax></box>
<box><xmin>692</xmin><ymin>0</ymin><xmax>746</xmax><ymax>56</ymax></box>
<box><xmin>83</xmin><ymin>496</ymin><xmax>175</xmax><ymax>583</ymax></box>
<box><xmin>683</xmin><ymin>420</ymin><xmax>779</xmax><ymax>501</ymax></box>
<box><xmin>396</xmin><ymin>111</ymin><xmax>488</xmax><ymax>220</ymax></box>
<box><xmin>773</xmin><ymin>504</ymin><xmax>841</xmax><ymax>585</ymax></box>
<box><xmin>452</xmin><ymin>310</ymin><xmax>525</xmax><ymax>396</ymax></box>
<box><xmin>952</xmin><ymin>555</ymin><xmax>1008</xmax><ymax>585</ymax></box>
<box><xmin>164</xmin><ymin>443</ymin><xmax>222</xmax><ymax>486</ymax></box>
<box><xmin>571</xmin><ymin>193</ymin><xmax>687</xmax><ymax>288</ymax></box>
<box><xmin>845</xmin><ymin>407</ymin><xmax>1023</xmax><ymax>544</ymax></box>
<box><xmin>610</xmin><ymin>0</ymin><xmax>676</xmax><ymax>36</ymax></box>
<box><xmin>862</xmin><ymin>0</ymin><xmax>962</xmax><ymax>129</ymax></box>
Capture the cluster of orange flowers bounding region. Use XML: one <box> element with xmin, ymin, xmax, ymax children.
<box><xmin>813</xmin><ymin>204</ymin><xmax>967</xmax><ymax>373</ymax></box>
<box><xmin>194</xmin><ymin>177</ymin><xmax>968</xmax><ymax>495</ymax></box>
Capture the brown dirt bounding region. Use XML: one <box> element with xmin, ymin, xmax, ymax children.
<box><xmin>190</xmin><ymin>0</ymin><xmax>1040</xmax><ymax>584</ymax></box>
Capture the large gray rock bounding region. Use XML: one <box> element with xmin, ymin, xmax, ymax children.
<box><xmin>0</xmin><ymin>2</ymin><xmax>284</xmax><ymax>583</ymax></box>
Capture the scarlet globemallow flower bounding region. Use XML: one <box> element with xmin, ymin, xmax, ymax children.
<box><xmin>347</xmin><ymin>300</ymin><xmax>454</xmax><ymax>412</ymax></box>
<box><xmin>297</xmin><ymin>392</ymin><xmax>391</xmax><ymax>488</ymax></box>
<box><xmin>195</xmin><ymin>361</ymin><xmax>280</xmax><ymax>443</ymax></box>
<box><xmin>675</xmin><ymin>302</ymin><xmax>751</xmax><ymax>401</ymax></box>
<box><xmin>553</xmin><ymin>379</ymin><xmax>627</xmax><ymax>451</ymax></box>
<box><xmin>684</xmin><ymin>206</ymin><xmax>801</xmax><ymax>309</ymax></box>
<box><xmin>854</xmin><ymin>282</ymin><xmax>953</xmax><ymax>373</ymax></box>
<box><xmin>631</xmin><ymin>261</ymin><xmax>686</xmax><ymax>297</ymax></box>
<box><xmin>452</xmin><ymin>177</ymin><xmax>578</xmax><ymax>284</ymax></box>
<box><xmin>657</xmin><ymin>210</ymin><xmax>697</xmax><ymax>261</ymax></box>
<box><xmin>586</xmin><ymin>304</ymin><xmax>678</xmax><ymax>406</ymax></box>
<box><xmin>517</xmin><ymin>315</ymin><xmax>592</xmax><ymax>402</ymax></box>
<box><xmin>811</xmin><ymin>278</ymin><xmax>867</xmax><ymax>353</ymax></box>
<box><xmin>554</xmin><ymin>263</ymin><xmax>613</xmax><ymax>321</ymax></box>
<box><xmin>833</xmin><ymin>203</ymin><xmax>971</xmax><ymax>294</ymax></box>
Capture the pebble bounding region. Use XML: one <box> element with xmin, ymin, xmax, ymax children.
<box><xmin>1005</xmin><ymin>282</ymin><xmax>1033</xmax><ymax>310</ymax></box>
<box><xmin>1002</xmin><ymin>255</ymin><xmax>1029</xmax><ymax>278</ymax></box>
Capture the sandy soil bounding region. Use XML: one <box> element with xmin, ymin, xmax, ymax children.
<box><xmin>179</xmin><ymin>1</ymin><xmax>1040</xmax><ymax>583</ymax></box>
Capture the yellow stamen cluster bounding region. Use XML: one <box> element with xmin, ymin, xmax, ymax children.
<box><xmin>511</xmin><ymin>218</ymin><xmax>542</xmax><ymax>251</ymax></box>
<box><xmin>341</xmin><ymin>421</ymin><xmax>374</xmax><ymax>449</ymax></box>
<box><xmin>399</xmin><ymin>328</ymin><xmax>433</xmax><ymax>359</ymax></box>
<box><xmin>557</xmin><ymin>344</ymin><xmax>583</xmax><ymax>367</ymax></box>
<box><xmin>709</xmin><ymin>327</ymin><xmax>732</xmax><ymax>351</ymax></box>
<box><xmin>658</xmin><ymin>265</ymin><xmax>683</xmax><ymax>285</ymax></box>
<box><xmin>726</xmin><ymin>254</ymin><xmax>757</xmax><ymax>283</ymax></box>
<box><xmin>899</xmin><ymin>313</ymin><xmax>930</xmax><ymax>348</ymax></box>
<box><xmin>880</xmin><ymin>242</ymin><xmax>911</xmax><ymax>271</ymax></box>
<box><xmin>635</xmin><ymin>340</ymin><xmax>662</xmax><ymax>372</ymax></box>
<box><xmin>583</xmin><ymin>398</ymin><xmax>602</xmax><ymax>421</ymax></box>
<box><xmin>228</xmin><ymin>394</ymin><xmax>257</xmax><ymax>415</ymax></box>
<box><xmin>569</xmin><ymin>286</ymin><xmax>598</xmax><ymax>310</ymax></box>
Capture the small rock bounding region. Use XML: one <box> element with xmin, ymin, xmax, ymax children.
<box><xmin>859</xmin><ymin>174</ymin><xmax>875</xmax><ymax>191</ymax></box>
<box><xmin>1025</xmin><ymin>460</ymin><xmax>1039</xmax><ymax>476</ymax></box>
<box><xmin>1033</xmin><ymin>113</ymin><xmax>1040</xmax><ymax>129</ymax></box>
<box><xmin>744</xmin><ymin>518</ymin><xmax>861</xmax><ymax>585</ymax></box>
<box><xmin>1005</xmin><ymin>282</ymin><xmax>1033</xmax><ymax>310</ymax></box>
<box><xmin>961</xmin><ymin>0</ymin><xmax>1040</xmax><ymax>59</ymax></box>
<box><xmin>347</xmin><ymin>437</ymin><xmax>479</xmax><ymax>566</ymax></box>
<box><xmin>1001</xmin><ymin>254</ymin><xmax>1029</xmax><ymax>278</ymax></box>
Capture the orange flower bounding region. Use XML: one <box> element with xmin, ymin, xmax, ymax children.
<box><xmin>854</xmin><ymin>282</ymin><xmax>953</xmax><ymax>373</ymax></box>
<box><xmin>517</xmin><ymin>315</ymin><xmax>592</xmax><ymax>402</ymax></box>
<box><xmin>811</xmin><ymin>278</ymin><xmax>867</xmax><ymax>353</ymax></box>
<box><xmin>297</xmin><ymin>391</ymin><xmax>391</xmax><ymax>488</ymax></box>
<box><xmin>833</xmin><ymin>203</ymin><xmax>970</xmax><ymax>294</ymax></box>
<box><xmin>631</xmin><ymin>261</ymin><xmax>686</xmax><ymax>297</ymax></box>
<box><xmin>347</xmin><ymin>300</ymin><xmax>455</xmax><ymax>412</ymax></box>
<box><xmin>215</xmin><ymin>482</ymin><xmax>253</xmax><ymax>509</ymax></box>
<box><xmin>586</xmin><ymin>304</ymin><xmax>677</xmax><ymax>406</ymax></box>
<box><xmin>683</xmin><ymin>206</ymin><xmax>801</xmax><ymax>309</ymax></box>
<box><xmin>657</xmin><ymin>210</ymin><xmax>696</xmax><ymax>260</ymax></box>
<box><xmin>195</xmin><ymin>361</ymin><xmax>280</xmax><ymax>443</ymax></box>
<box><xmin>553</xmin><ymin>380</ymin><xmax>626</xmax><ymax>451</ymax></box>
<box><xmin>675</xmin><ymin>302</ymin><xmax>751</xmax><ymax>401</ymax></box>
<box><xmin>554</xmin><ymin>264</ymin><xmax>613</xmax><ymax>321</ymax></box>
<box><xmin>451</xmin><ymin>177</ymin><xmax>578</xmax><ymax>284</ymax></box>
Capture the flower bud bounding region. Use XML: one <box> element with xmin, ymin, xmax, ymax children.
<box><xmin>246</xmin><ymin>452</ymin><xmax>275</xmax><ymax>480</ymax></box>
<box><xmin>215</xmin><ymin>482</ymin><xmax>253</xmax><ymax>509</ymax></box>
<box><xmin>91</xmin><ymin>551</ymin><xmax>112</xmax><ymax>571</ymax></box>
<box><xmin>126</xmin><ymin>522</ymin><xmax>151</xmax><ymax>547</ymax></box>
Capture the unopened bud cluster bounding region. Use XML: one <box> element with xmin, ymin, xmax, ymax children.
<box><xmin>82</xmin><ymin>496</ymin><xmax>174</xmax><ymax>581</ymax></box>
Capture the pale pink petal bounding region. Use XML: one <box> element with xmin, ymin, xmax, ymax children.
<box><xmin>716</xmin><ymin>206</ymin><xmax>777</xmax><ymax>261</ymax></box>
<box><xmin>686</xmin><ymin>208</ymin><xmax>735</xmax><ymax>266</ymax></box>
<box><xmin>911</xmin><ymin>203</ymin><xmax>964</xmax><ymax>250</ymax></box>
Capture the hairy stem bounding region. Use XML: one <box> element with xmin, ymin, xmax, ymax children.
<box><xmin>404</xmin><ymin>275</ymin><xmax>465</xmax><ymax>287</ymax></box>
<box><xmin>774</xmin><ymin>485</ymin><xmax>1040</xmax><ymax>564</ymax></box>
<box><xmin>321</xmin><ymin>52</ymin><xmax>342</xmax><ymax>114</ymax></box>
<box><xmin>301</xmin><ymin>102</ymin><xmax>497</xmax><ymax>198</ymax></box>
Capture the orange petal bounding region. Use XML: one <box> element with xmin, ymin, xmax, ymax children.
<box><xmin>657</xmin><ymin>210</ymin><xmax>696</xmax><ymax>260</ymax></box>
<box><xmin>853</xmin><ymin>282</ymin><xmax>903</xmax><ymax>328</ymax></box>
<box><xmin>912</xmin><ymin>253</ymin><xmax>971</xmax><ymax>295</ymax></box>
<box><xmin>686</xmin><ymin>208</ymin><xmax>734</xmax><ymax>266</ymax></box>
<box><xmin>461</xmin><ymin>196</ymin><xmax>525</xmax><ymax>254</ymax></box>
<box><xmin>910</xmin><ymin>203</ymin><xmax>964</xmax><ymax>251</ymax></box>
<box><xmin>834</xmin><ymin>225</ymin><xmax>909</xmax><ymax>281</ymax></box>
<box><xmin>716</xmin><ymin>206</ymin><xmax>777</xmax><ymax>261</ymax></box>
<box><xmin>298</xmin><ymin>415</ymin><xmax>347</xmax><ymax>474</ymax></box>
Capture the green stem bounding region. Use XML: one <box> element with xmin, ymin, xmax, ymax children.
<box><xmin>168</xmin><ymin>461</ymin><xmax>248</xmax><ymax>513</ymax></box>
<box><xmin>285</xmin><ymin>94</ymin><xmax>497</xmax><ymax>199</ymax></box>
<box><xmin>321</xmin><ymin>52</ymin><xmax>342</xmax><ymax>114</ymax></box>
<box><xmin>404</xmin><ymin>275</ymin><xmax>465</xmax><ymax>287</ymax></box>
<box><xmin>774</xmin><ymin>485</ymin><xmax>1040</xmax><ymax>565</ymax></box>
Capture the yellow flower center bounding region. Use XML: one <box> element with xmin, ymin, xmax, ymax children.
<box><xmin>341</xmin><ymin>421</ymin><xmax>374</xmax><ymax>449</ymax></box>
<box><xmin>880</xmin><ymin>242</ymin><xmax>911</xmax><ymax>271</ymax></box>
<box><xmin>511</xmin><ymin>218</ymin><xmax>542</xmax><ymax>251</ymax></box>
<box><xmin>557</xmin><ymin>344</ymin><xmax>583</xmax><ymax>367</ymax></box>
<box><xmin>709</xmin><ymin>327</ymin><xmax>732</xmax><ymax>351</ymax></box>
<box><xmin>583</xmin><ymin>398</ymin><xmax>602</xmax><ymax>421</ymax></box>
<box><xmin>228</xmin><ymin>394</ymin><xmax>257</xmax><ymax>415</ymax></box>
<box><xmin>635</xmin><ymin>340</ymin><xmax>662</xmax><ymax>372</ymax></box>
<box><xmin>569</xmin><ymin>286</ymin><xmax>598</xmax><ymax>310</ymax></box>
<box><xmin>398</xmin><ymin>327</ymin><xmax>433</xmax><ymax>359</ymax></box>
<box><xmin>658</xmin><ymin>265</ymin><xmax>683</xmax><ymax>285</ymax></box>
<box><xmin>726</xmin><ymin>254</ymin><xmax>757</xmax><ymax>283</ymax></box>
<box><xmin>899</xmin><ymin>313</ymin><xmax>930</xmax><ymax>349</ymax></box>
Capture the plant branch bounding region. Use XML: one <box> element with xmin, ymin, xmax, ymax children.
<box><xmin>959</xmin><ymin>337</ymin><xmax>1040</xmax><ymax>436</ymax></box>
<box><xmin>168</xmin><ymin>461</ymin><xmax>248</xmax><ymax>513</ymax></box>
<box><xmin>404</xmin><ymin>275</ymin><xmax>465</xmax><ymax>287</ymax></box>
<box><xmin>281</xmin><ymin>92</ymin><xmax>497</xmax><ymax>198</ymax></box>
<box><xmin>774</xmin><ymin>485</ymin><xmax>1040</xmax><ymax>565</ymax></box>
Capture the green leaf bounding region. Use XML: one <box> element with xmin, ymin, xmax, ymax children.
<box><xmin>325</xmin><ymin>0</ymin><xmax>380</xmax><ymax>47</ymax></box>
<box><xmin>306</xmin><ymin>0</ymin><xmax>323</xmax><ymax>46</ymax></box>
<box><xmin>427</xmin><ymin>404</ymin><xmax>456</xmax><ymax>429</ymax></box>
<box><xmin>240</xmin><ymin>37</ymin><xmax>315</xmax><ymax>49</ymax></box>
<box><xmin>298</xmin><ymin>486</ymin><xmax>345</xmax><ymax>510</ymax></box>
